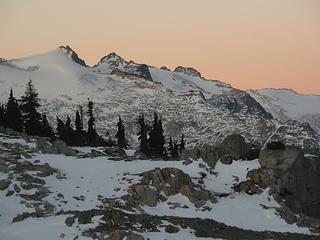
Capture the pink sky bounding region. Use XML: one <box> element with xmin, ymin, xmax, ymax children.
<box><xmin>1</xmin><ymin>0</ymin><xmax>319</xmax><ymax>94</ymax></box>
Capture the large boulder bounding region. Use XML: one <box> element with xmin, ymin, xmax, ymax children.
<box><xmin>51</xmin><ymin>140</ymin><xmax>77</xmax><ymax>156</ymax></box>
<box><xmin>180</xmin><ymin>134</ymin><xmax>259</xmax><ymax>168</ymax></box>
<box><xmin>0</xmin><ymin>179</ymin><xmax>11</xmax><ymax>190</ymax></box>
<box><xmin>36</xmin><ymin>138</ymin><xmax>77</xmax><ymax>156</ymax></box>
<box><xmin>254</xmin><ymin>147</ymin><xmax>320</xmax><ymax>219</ymax></box>
<box><xmin>221</xmin><ymin>134</ymin><xmax>249</xmax><ymax>159</ymax></box>
<box><xmin>130</xmin><ymin>168</ymin><xmax>215</xmax><ymax>206</ymax></box>
<box><xmin>180</xmin><ymin>145</ymin><xmax>226</xmax><ymax>168</ymax></box>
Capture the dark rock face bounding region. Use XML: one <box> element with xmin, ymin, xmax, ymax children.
<box><xmin>180</xmin><ymin>134</ymin><xmax>260</xmax><ymax>168</ymax></box>
<box><xmin>254</xmin><ymin>147</ymin><xmax>320</xmax><ymax>219</ymax></box>
<box><xmin>222</xmin><ymin>134</ymin><xmax>249</xmax><ymax>159</ymax></box>
<box><xmin>208</xmin><ymin>90</ymin><xmax>273</xmax><ymax>120</ymax></box>
<box><xmin>174</xmin><ymin>66</ymin><xmax>202</xmax><ymax>78</ymax></box>
<box><xmin>59</xmin><ymin>45</ymin><xmax>87</xmax><ymax>67</ymax></box>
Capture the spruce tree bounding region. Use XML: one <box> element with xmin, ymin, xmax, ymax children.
<box><xmin>64</xmin><ymin>116</ymin><xmax>75</xmax><ymax>145</ymax></box>
<box><xmin>179</xmin><ymin>134</ymin><xmax>186</xmax><ymax>153</ymax></box>
<box><xmin>87</xmin><ymin>100</ymin><xmax>97</xmax><ymax>146</ymax></box>
<box><xmin>56</xmin><ymin>117</ymin><xmax>66</xmax><ymax>141</ymax></box>
<box><xmin>75</xmin><ymin>109</ymin><xmax>85</xmax><ymax>146</ymax></box>
<box><xmin>20</xmin><ymin>80</ymin><xmax>42</xmax><ymax>135</ymax></box>
<box><xmin>115</xmin><ymin>116</ymin><xmax>127</xmax><ymax>148</ymax></box>
<box><xmin>137</xmin><ymin>113</ymin><xmax>149</xmax><ymax>154</ymax></box>
<box><xmin>148</xmin><ymin>112</ymin><xmax>165</xmax><ymax>156</ymax></box>
<box><xmin>0</xmin><ymin>104</ymin><xmax>6</xmax><ymax>127</ymax></box>
<box><xmin>40</xmin><ymin>114</ymin><xmax>54</xmax><ymax>139</ymax></box>
<box><xmin>168</xmin><ymin>137</ymin><xmax>174</xmax><ymax>156</ymax></box>
<box><xmin>5</xmin><ymin>89</ymin><xmax>23</xmax><ymax>132</ymax></box>
<box><xmin>172</xmin><ymin>140</ymin><xmax>179</xmax><ymax>158</ymax></box>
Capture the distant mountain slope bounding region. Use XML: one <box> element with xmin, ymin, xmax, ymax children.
<box><xmin>248</xmin><ymin>89</ymin><xmax>320</xmax><ymax>132</ymax></box>
<box><xmin>0</xmin><ymin>46</ymin><xmax>319</xmax><ymax>148</ymax></box>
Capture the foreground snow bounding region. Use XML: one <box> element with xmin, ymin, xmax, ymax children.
<box><xmin>0</xmin><ymin>136</ymin><xmax>312</xmax><ymax>239</ymax></box>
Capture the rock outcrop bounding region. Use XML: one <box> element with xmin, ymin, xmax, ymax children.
<box><xmin>36</xmin><ymin>138</ymin><xmax>77</xmax><ymax>156</ymax></box>
<box><xmin>248</xmin><ymin>147</ymin><xmax>320</xmax><ymax>219</ymax></box>
<box><xmin>129</xmin><ymin>168</ymin><xmax>216</xmax><ymax>207</ymax></box>
<box><xmin>180</xmin><ymin>134</ymin><xmax>260</xmax><ymax>168</ymax></box>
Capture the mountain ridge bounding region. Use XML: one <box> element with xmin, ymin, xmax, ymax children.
<box><xmin>0</xmin><ymin>45</ymin><xmax>319</xmax><ymax>148</ymax></box>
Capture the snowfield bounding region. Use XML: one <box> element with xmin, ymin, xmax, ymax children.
<box><xmin>0</xmin><ymin>134</ymin><xmax>313</xmax><ymax>240</ymax></box>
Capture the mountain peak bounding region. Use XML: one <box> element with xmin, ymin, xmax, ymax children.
<box><xmin>174</xmin><ymin>66</ymin><xmax>202</xmax><ymax>78</ymax></box>
<box><xmin>58</xmin><ymin>45</ymin><xmax>86</xmax><ymax>67</ymax></box>
<box><xmin>98</xmin><ymin>52</ymin><xmax>126</xmax><ymax>64</ymax></box>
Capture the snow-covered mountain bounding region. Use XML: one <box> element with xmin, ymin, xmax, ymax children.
<box><xmin>248</xmin><ymin>89</ymin><xmax>320</xmax><ymax>133</ymax></box>
<box><xmin>0</xmin><ymin>46</ymin><xmax>319</xmax><ymax>148</ymax></box>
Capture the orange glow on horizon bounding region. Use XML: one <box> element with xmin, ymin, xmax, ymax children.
<box><xmin>1</xmin><ymin>0</ymin><xmax>319</xmax><ymax>94</ymax></box>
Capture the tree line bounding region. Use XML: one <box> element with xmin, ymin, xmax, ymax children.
<box><xmin>0</xmin><ymin>80</ymin><xmax>186</xmax><ymax>157</ymax></box>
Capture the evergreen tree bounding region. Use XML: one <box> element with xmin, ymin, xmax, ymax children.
<box><xmin>87</xmin><ymin>100</ymin><xmax>97</xmax><ymax>146</ymax></box>
<box><xmin>115</xmin><ymin>116</ymin><xmax>127</xmax><ymax>148</ymax></box>
<box><xmin>20</xmin><ymin>80</ymin><xmax>42</xmax><ymax>135</ymax></box>
<box><xmin>56</xmin><ymin>117</ymin><xmax>66</xmax><ymax>141</ymax></box>
<box><xmin>179</xmin><ymin>134</ymin><xmax>185</xmax><ymax>153</ymax></box>
<box><xmin>168</xmin><ymin>137</ymin><xmax>174</xmax><ymax>156</ymax></box>
<box><xmin>137</xmin><ymin>113</ymin><xmax>149</xmax><ymax>154</ymax></box>
<box><xmin>157</xmin><ymin>119</ymin><xmax>166</xmax><ymax>155</ymax></box>
<box><xmin>64</xmin><ymin>115</ymin><xmax>75</xmax><ymax>145</ymax></box>
<box><xmin>74</xmin><ymin>109</ymin><xmax>85</xmax><ymax>146</ymax></box>
<box><xmin>5</xmin><ymin>89</ymin><xmax>23</xmax><ymax>132</ymax></box>
<box><xmin>40</xmin><ymin>114</ymin><xmax>54</xmax><ymax>139</ymax></box>
<box><xmin>172</xmin><ymin>140</ymin><xmax>179</xmax><ymax>158</ymax></box>
<box><xmin>148</xmin><ymin>112</ymin><xmax>165</xmax><ymax>156</ymax></box>
<box><xmin>0</xmin><ymin>104</ymin><xmax>6</xmax><ymax>127</ymax></box>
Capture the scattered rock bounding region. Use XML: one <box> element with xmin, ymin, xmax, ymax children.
<box><xmin>233</xmin><ymin>180</ymin><xmax>263</xmax><ymax>195</ymax></box>
<box><xmin>220</xmin><ymin>155</ymin><xmax>233</xmax><ymax>165</ymax></box>
<box><xmin>165</xmin><ymin>224</ymin><xmax>180</xmax><ymax>233</ymax></box>
<box><xmin>6</xmin><ymin>190</ymin><xmax>14</xmax><ymax>196</ymax></box>
<box><xmin>0</xmin><ymin>179</ymin><xmax>11</xmax><ymax>190</ymax></box>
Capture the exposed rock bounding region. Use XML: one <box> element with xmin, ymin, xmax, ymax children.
<box><xmin>65</xmin><ymin>216</ymin><xmax>75</xmax><ymax>227</ymax></box>
<box><xmin>220</xmin><ymin>155</ymin><xmax>233</xmax><ymax>165</ymax></box>
<box><xmin>52</xmin><ymin>140</ymin><xmax>78</xmax><ymax>156</ymax></box>
<box><xmin>160</xmin><ymin>66</ymin><xmax>170</xmax><ymax>71</ymax></box>
<box><xmin>194</xmin><ymin>200</ymin><xmax>207</xmax><ymax>208</ymax></box>
<box><xmin>253</xmin><ymin>147</ymin><xmax>320</xmax><ymax>219</ymax></box>
<box><xmin>130</xmin><ymin>184</ymin><xmax>159</xmax><ymax>207</ymax></box>
<box><xmin>0</xmin><ymin>179</ymin><xmax>11</xmax><ymax>190</ymax></box>
<box><xmin>165</xmin><ymin>224</ymin><xmax>180</xmax><ymax>233</ymax></box>
<box><xmin>107</xmin><ymin>230</ymin><xmax>144</xmax><ymax>240</ymax></box>
<box><xmin>130</xmin><ymin>168</ymin><xmax>215</xmax><ymax>206</ymax></box>
<box><xmin>181</xmin><ymin>134</ymin><xmax>260</xmax><ymax>167</ymax></box>
<box><xmin>182</xmin><ymin>158</ymin><xmax>193</xmax><ymax>165</ymax></box>
<box><xmin>13</xmin><ymin>184</ymin><xmax>21</xmax><ymax>193</ymax></box>
<box><xmin>208</xmin><ymin>89</ymin><xmax>273</xmax><ymax>120</ymax></box>
<box><xmin>180</xmin><ymin>145</ymin><xmax>225</xmax><ymax>168</ymax></box>
<box><xmin>233</xmin><ymin>180</ymin><xmax>263</xmax><ymax>195</ymax></box>
<box><xmin>36</xmin><ymin>138</ymin><xmax>77</xmax><ymax>156</ymax></box>
<box><xmin>222</xmin><ymin>134</ymin><xmax>249</xmax><ymax>160</ymax></box>
<box><xmin>6</xmin><ymin>190</ymin><xmax>14</xmax><ymax>196</ymax></box>
<box><xmin>174</xmin><ymin>66</ymin><xmax>202</xmax><ymax>78</ymax></box>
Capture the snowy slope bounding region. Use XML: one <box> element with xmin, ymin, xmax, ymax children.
<box><xmin>248</xmin><ymin>89</ymin><xmax>320</xmax><ymax>132</ymax></box>
<box><xmin>0</xmin><ymin>46</ymin><xmax>319</xmax><ymax>148</ymax></box>
<box><xmin>0</xmin><ymin>134</ymin><xmax>313</xmax><ymax>240</ymax></box>
<box><xmin>149</xmin><ymin>67</ymin><xmax>232</xmax><ymax>97</ymax></box>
